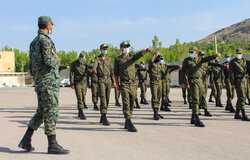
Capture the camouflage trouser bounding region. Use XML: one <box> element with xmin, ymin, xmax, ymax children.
<box><xmin>139</xmin><ymin>80</ymin><xmax>147</xmax><ymax>100</ymax></box>
<box><xmin>150</xmin><ymin>79</ymin><xmax>162</xmax><ymax>109</ymax></box>
<box><xmin>247</xmin><ymin>81</ymin><xmax>250</xmax><ymax>100</ymax></box>
<box><xmin>98</xmin><ymin>78</ymin><xmax>111</xmax><ymax>114</ymax></box>
<box><xmin>225</xmin><ymin>79</ymin><xmax>235</xmax><ymax>105</ymax></box>
<box><xmin>28</xmin><ymin>82</ymin><xmax>59</xmax><ymax>136</ymax></box>
<box><xmin>189</xmin><ymin>79</ymin><xmax>204</xmax><ymax>115</ymax></box>
<box><xmin>114</xmin><ymin>87</ymin><xmax>121</xmax><ymax>102</ymax></box>
<box><xmin>235</xmin><ymin>79</ymin><xmax>247</xmax><ymax>110</ymax></box>
<box><xmin>120</xmin><ymin>82</ymin><xmax>137</xmax><ymax>119</ymax></box>
<box><xmin>91</xmin><ymin>82</ymin><xmax>99</xmax><ymax>104</ymax></box>
<box><xmin>200</xmin><ymin>79</ymin><xmax>208</xmax><ymax>109</ymax></box>
<box><xmin>75</xmin><ymin>82</ymin><xmax>87</xmax><ymax>109</ymax></box>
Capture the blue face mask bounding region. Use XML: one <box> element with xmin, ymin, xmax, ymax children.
<box><xmin>189</xmin><ymin>53</ymin><xmax>195</xmax><ymax>59</ymax></box>
<box><xmin>102</xmin><ymin>50</ymin><xmax>108</xmax><ymax>55</ymax></box>
<box><xmin>159</xmin><ymin>60</ymin><xmax>164</xmax><ymax>64</ymax></box>
<box><xmin>142</xmin><ymin>65</ymin><xmax>145</xmax><ymax>68</ymax></box>
<box><xmin>226</xmin><ymin>57</ymin><xmax>230</xmax><ymax>62</ymax></box>
<box><xmin>79</xmin><ymin>59</ymin><xmax>84</xmax><ymax>63</ymax></box>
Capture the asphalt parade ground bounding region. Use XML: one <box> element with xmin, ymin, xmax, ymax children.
<box><xmin>0</xmin><ymin>87</ymin><xmax>250</xmax><ymax>160</ymax></box>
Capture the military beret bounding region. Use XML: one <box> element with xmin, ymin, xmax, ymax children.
<box><xmin>120</xmin><ymin>41</ymin><xmax>131</xmax><ymax>48</ymax></box>
<box><xmin>100</xmin><ymin>44</ymin><xmax>109</xmax><ymax>49</ymax></box>
<box><xmin>236</xmin><ymin>48</ymin><xmax>243</xmax><ymax>54</ymax></box>
<box><xmin>189</xmin><ymin>46</ymin><xmax>198</xmax><ymax>52</ymax></box>
<box><xmin>198</xmin><ymin>51</ymin><xmax>204</xmax><ymax>55</ymax></box>
<box><xmin>38</xmin><ymin>16</ymin><xmax>54</xmax><ymax>25</ymax></box>
<box><xmin>225</xmin><ymin>53</ymin><xmax>231</xmax><ymax>57</ymax></box>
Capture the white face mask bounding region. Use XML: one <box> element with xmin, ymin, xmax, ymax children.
<box><xmin>123</xmin><ymin>48</ymin><xmax>130</xmax><ymax>54</ymax></box>
<box><xmin>236</xmin><ymin>54</ymin><xmax>242</xmax><ymax>59</ymax></box>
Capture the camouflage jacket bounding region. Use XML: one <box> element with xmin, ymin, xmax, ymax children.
<box><xmin>29</xmin><ymin>29</ymin><xmax>59</xmax><ymax>87</ymax></box>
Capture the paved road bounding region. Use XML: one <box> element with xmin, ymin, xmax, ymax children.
<box><xmin>0</xmin><ymin>87</ymin><xmax>250</xmax><ymax>160</ymax></box>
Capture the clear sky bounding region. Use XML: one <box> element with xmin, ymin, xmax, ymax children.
<box><xmin>0</xmin><ymin>0</ymin><xmax>249</xmax><ymax>53</ymax></box>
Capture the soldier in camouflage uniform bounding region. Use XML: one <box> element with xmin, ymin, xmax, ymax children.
<box><xmin>114</xmin><ymin>41</ymin><xmax>153</xmax><ymax>132</ymax></box>
<box><xmin>92</xmin><ymin>44</ymin><xmax>116</xmax><ymax>126</ymax></box>
<box><xmin>161</xmin><ymin>61</ymin><xmax>180</xmax><ymax>111</ymax></box>
<box><xmin>229</xmin><ymin>49</ymin><xmax>250</xmax><ymax>121</ymax></box>
<box><xmin>18</xmin><ymin>16</ymin><xmax>69</xmax><ymax>154</ymax></box>
<box><xmin>211</xmin><ymin>59</ymin><xmax>225</xmax><ymax>107</ymax></box>
<box><xmin>148</xmin><ymin>52</ymin><xmax>165</xmax><ymax>120</ymax></box>
<box><xmin>181</xmin><ymin>46</ymin><xmax>220</xmax><ymax>127</ymax></box>
<box><xmin>223</xmin><ymin>54</ymin><xmax>235</xmax><ymax>112</ymax></box>
<box><xmin>137</xmin><ymin>61</ymin><xmax>149</xmax><ymax>104</ymax></box>
<box><xmin>88</xmin><ymin>60</ymin><xmax>99</xmax><ymax>110</ymax></box>
<box><xmin>70</xmin><ymin>53</ymin><xmax>89</xmax><ymax>120</ymax></box>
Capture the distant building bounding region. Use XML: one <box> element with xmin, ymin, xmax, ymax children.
<box><xmin>0</xmin><ymin>51</ymin><xmax>28</xmax><ymax>87</ymax></box>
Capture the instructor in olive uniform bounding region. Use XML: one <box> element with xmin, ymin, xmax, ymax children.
<box><xmin>114</xmin><ymin>41</ymin><xmax>153</xmax><ymax>132</ymax></box>
<box><xmin>70</xmin><ymin>53</ymin><xmax>89</xmax><ymax>120</ymax></box>
<box><xmin>229</xmin><ymin>49</ymin><xmax>250</xmax><ymax>121</ymax></box>
<box><xmin>93</xmin><ymin>44</ymin><xmax>116</xmax><ymax>126</ymax></box>
<box><xmin>181</xmin><ymin>46</ymin><xmax>220</xmax><ymax>127</ymax></box>
<box><xmin>18</xmin><ymin>16</ymin><xmax>69</xmax><ymax>154</ymax></box>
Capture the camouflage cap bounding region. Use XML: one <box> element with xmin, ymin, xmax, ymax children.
<box><xmin>38</xmin><ymin>16</ymin><xmax>54</xmax><ymax>25</ymax></box>
<box><xmin>189</xmin><ymin>46</ymin><xmax>198</xmax><ymax>52</ymax></box>
<box><xmin>236</xmin><ymin>48</ymin><xmax>243</xmax><ymax>54</ymax></box>
<box><xmin>198</xmin><ymin>51</ymin><xmax>204</xmax><ymax>56</ymax></box>
<box><xmin>100</xmin><ymin>44</ymin><xmax>109</xmax><ymax>49</ymax></box>
<box><xmin>120</xmin><ymin>41</ymin><xmax>131</xmax><ymax>48</ymax></box>
<box><xmin>225</xmin><ymin>53</ymin><xmax>231</xmax><ymax>57</ymax></box>
<box><xmin>156</xmin><ymin>55</ymin><xmax>163</xmax><ymax>59</ymax></box>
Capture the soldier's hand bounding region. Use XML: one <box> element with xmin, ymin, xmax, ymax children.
<box><xmin>112</xmin><ymin>83</ymin><xmax>117</xmax><ymax>88</ymax></box>
<box><xmin>215</xmin><ymin>53</ymin><xmax>221</xmax><ymax>58</ymax></box>
<box><xmin>87</xmin><ymin>85</ymin><xmax>91</xmax><ymax>89</ymax></box>
<box><xmin>146</xmin><ymin>47</ymin><xmax>153</xmax><ymax>53</ymax></box>
<box><xmin>170</xmin><ymin>82</ymin><xmax>172</xmax><ymax>86</ymax></box>
<box><xmin>92</xmin><ymin>69</ymin><xmax>97</xmax><ymax>74</ymax></box>
<box><xmin>232</xmin><ymin>85</ymin><xmax>235</xmax><ymax>88</ymax></box>
<box><xmin>66</xmin><ymin>66</ymin><xmax>70</xmax><ymax>69</ymax></box>
<box><xmin>210</xmin><ymin>83</ymin><xmax>214</xmax><ymax>87</ymax></box>
<box><xmin>55</xmin><ymin>54</ymin><xmax>59</xmax><ymax>64</ymax></box>
<box><xmin>181</xmin><ymin>84</ymin><xmax>186</xmax><ymax>88</ymax></box>
<box><xmin>187</xmin><ymin>85</ymin><xmax>190</xmax><ymax>89</ymax></box>
<box><xmin>155</xmin><ymin>51</ymin><xmax>160</xmax><ymax>55</ymax></box>
<box><xmin>222</xmin><ymin>83</ymin><xmax>226</xmax><ymax>87</ymax></box>
<box><xmin>225</xmin><ymin>65</ymin><xmax>229</xmax><ymax>69</ymax></box>
<box><xmin>179</xmin><ymin>65</ymin><xmax>182</xmax><ymax>68</ymax></box>
<box><xmin>70</xmin><ymin>85</ymin><xmax>75</xmax><ymax>89</ymax></box>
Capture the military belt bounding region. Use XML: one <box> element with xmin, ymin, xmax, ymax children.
<box><xmin>189</xmin><ymin>77</ymin><xmax>202</xmax><ymax>80</ymax></box>
<box><xmin>121</xmin><ymin>79</ymin><xmax>135</xmax><ymax>83</ymax></box>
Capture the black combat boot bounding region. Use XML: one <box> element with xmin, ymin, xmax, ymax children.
<box><xmin>143</xmin><ymin>98</ymin><xmax>149</xmax><ymax>104</ymax></box>
<box><xmin>184</xmin><ymin>99</ymin><xmax>187</xmax><ymax>104</ymax></box>
<box><xmin>204</xmin><ymin>108</ymin><xmax>212</xmax><ymax>117</ymax></box>
<box><xmin>115</xmin><ymin>100</ymin><xmax>121</xmax><ymax>106</ymax></box>
<box><xmin>100</xmin><ymin>113</ymin><xmax>110</xmax><ymax>126</ymax></box>
<box><xmin>18</xmin><ymin>127</ymin><xmax>35</xmax><ymax>152</ymax></box>
<box><xmin>78</xmin><ymin>108</ymin><xmax>86</xmax><ymax>119</ymax></box>
<box><xmin>194</xmin><ymin>114</ymin><xmax>205</xmax><ymax>127</ymax></box>
<box><xmin>153</xmin><ymin>108</ymin><xmax>160</xmax><ymax>120</ymax></box>
<box><xmin>160</xmin><ymin>101</ymin><xmax>165</xmax><ymax>111</ymax></box>
<box><xmin>209</xmin><ymin>97</ymin><xmax>214</xmax><ymax>102</ymax></box>
<box><xmin>229</xmin><ymin>104</ymin><xmax>235</xmax><ymax>113</ymax></box>
<box><xmin>215</xmin><ymin>99</ymin><xmax>219</xmax><ymax>107</ymax></box>
<box><xmin>190</xmin><ymin>114</ymin><xmax>195</xmax><ymax>124</ymax></box>
<box><xmin>167</xmin><ymin>98</ymin><xmax>172</xmax><ymax>103</ymax></box>
<box><xmin>135</xmin><ymin>99</ymin><xmax>141</xmax><ymax>109</ymax></box>
<box><xmin>124</xmin><ymin>119</ymin><xmax>129</xmax><ymax>129</ymax></box>
<box><xmin>84</xmin><ymin>103</ymin><xmax>88</xmax><ymax>109</ymax></box>
<box><xmin>218</xmin><ymin>100</ymin><xmax>223</xmax><ymax>107</ymax></box>
<box><xmin>47</xmin><ymin>135</ymin><xmax>69</xmax><ymax>154</ymax></box>
<box><xmin>140</xmin><ymin>99</ymin><xmax>144</xmax><ymax>104</ymax></box>
<box><xmin>127</xmin><ymin>119</ymin><xmax>137</xmax><ymax>132</ymax></box>
<box><xmin>225</xmin><ymin>104</ymin><xmax>230</xmax><ymax>111</ymax></box>
<box><xmin>241</xmin><ymin>109</ymin><xmax>250</xmax><ymax>121</ymax></box>
<box><xmin>93</xmin><ymin>103</ymin><xmax>99</xmax><ymax>110</ymax></box>
<box><xmin>164</xmin><ymin>102</ymin><xmax>171</xmax><ymax>112</ymax></box>
<box><xmin>234</xmin><ymin>108</ymin><xmax>242</xmax><ymax>119</ymax></box>
<box><xmin>189</xmin><ymin>104</ymin><xmax>192</xmax><ymax>109</ymax></box>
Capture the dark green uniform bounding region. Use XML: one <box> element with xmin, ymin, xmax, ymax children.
<box><xmin>114</xmin><ymin>52</ymin><xmax>143</xmax><ymax>120</ymax></box>
<box><xmin>211</xmin><ymin>65</ymin><xmax>224</xmax><ymax>106</ymax></box>
<box><xmin>70</xmin><ymin>59</ymin><xmax>89</xmax><ymax>110</ymax></box>
<box><xmin>137</xmin><ymin>67</ymin><xmax>148</xmax><ymax>103</ymax></box>
<box><xmin>209</xmin><ymin>67</ymin><xmax>216</xmax><ymax>102</ymax></box>
<box><xmin>223</xmin><ymin>61</ymin><xmax>235</xmax><ymax>111</ymax></box>
<box><xmin>114</xmin><ymin>86</ymin><xmax>121</xmax><ymax>103</ymax></box>
<box><xmin>93</xmin><ymin>55</ymin><xmax>114</xmax><ymax>114</ymax></box>
<box><xmin>88</xmin><ymin>65</ymin><xmax>99</xmax><ymax>107</ymax></box>
<box><xmin>134</xmin><ymin>68</ymin><xmax>141</xmax><ymax>108</ymax></box>
<box><xmin>28</xmin><ymin>29</ymin><xmax>60</xmax><ymax>136</ymax></box>
<box><xmin>182</xmin><ymin>54</ymin><xmax>217</xmax><ymax>127</ymax></box>
<box><xmin>179</xmin><ymin>69</ymin><xmax>192</xmax><ymax>106</ymax></box>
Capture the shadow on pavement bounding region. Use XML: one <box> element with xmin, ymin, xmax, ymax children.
<box><xmin>0</xmin><ymin>147</ymin><xmax>45</xmax><ymax>154</ymax></box>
